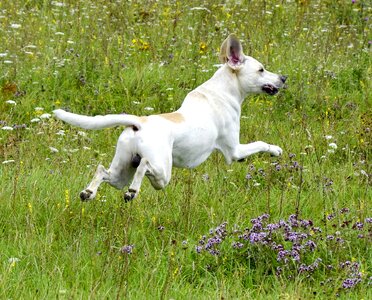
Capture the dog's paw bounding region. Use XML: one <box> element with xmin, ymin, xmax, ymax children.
<box><xmin>269</xmin><ymin>145</ymin><xmax>283</xmax><ymax>156</ymax></box>
<box><xmin>80</xmin><ymin>189</ymin><xmax>94</xmax><ymax>201</ymax></box>
<box><xmin>124</xmin><ymin>189</ymin><xmax>136</xmax><ymax>203</ymax></box>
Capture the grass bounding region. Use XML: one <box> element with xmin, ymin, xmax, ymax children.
<box><xmin>0</xmin><ymin>0</ymin><xmax>371</xmax><ymax>299</ymax></box>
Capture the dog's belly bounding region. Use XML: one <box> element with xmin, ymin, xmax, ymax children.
<box><xmin>172</xmin><ymin>138</ymin><xmax>215</xmax><ymax>169</ymax></box>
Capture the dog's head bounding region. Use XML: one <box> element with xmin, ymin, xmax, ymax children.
<box><xmin>219</xmin><ymin>34</ymin><xmax>287</xmax><ymax>96</ymax></box>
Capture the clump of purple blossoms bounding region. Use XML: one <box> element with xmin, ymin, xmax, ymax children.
<box><xmin>194</xmin><ymin>211</ymin><xmax>371</xmax><ymax>292</ymax></box>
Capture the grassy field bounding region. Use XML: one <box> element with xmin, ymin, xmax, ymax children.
<box><xmin>0</xmin><ymin>0</ymin><xmax>371</xmax><ymax>299</ymax></box>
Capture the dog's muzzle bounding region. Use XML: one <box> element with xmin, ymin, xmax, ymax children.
<box><xmin>262</xmin><ymin>84</ymin><xmax>279</xmax><ymax>95</ymax></box>
<box><xmin>262</xmin><ymin>75</ymin><xmax>287</xmax><ymax>95</ymax></box>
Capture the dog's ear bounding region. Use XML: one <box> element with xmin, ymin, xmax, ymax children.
<box><xmin>219</xmin><ymin>34</ymin><xmax>245</xmax><ymax>70</ymax></box>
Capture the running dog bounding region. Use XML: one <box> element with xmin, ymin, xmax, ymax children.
<box><xmin>53</xmin><ymin>34</ymin><xmax>287</xmax><ymax>202</ymax></box>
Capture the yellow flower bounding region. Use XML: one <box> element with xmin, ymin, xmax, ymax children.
<box><xmin>199</xmin><ymin>42</ymin><xmax>207</xmax><ymax>54</ymax></box>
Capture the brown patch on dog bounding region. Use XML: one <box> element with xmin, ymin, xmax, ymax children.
<box><xmin>159</xmin><ymin>112</ymin><xmax>185</xmax><ymax>123</ymax></box>
<box><xmin>139</xmin><ymin>116</ymin><xmax>148</xmax><ymax>123</ymax></box>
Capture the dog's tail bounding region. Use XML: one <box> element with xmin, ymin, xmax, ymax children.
<box><xmin>53</xmin><ymin>109</ymin><xmax>143</xmax><ymax>130</ymax></box>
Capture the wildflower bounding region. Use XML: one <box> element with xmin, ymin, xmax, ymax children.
<box><xmin>40</xmin><ymin>113</ymin><xmax>51</xmax><ymax>119</ymax></box>
<box><xmin>2</xmin><ymin>126</ymin><xmax>14</xmax><ymax>131</ymax></box>
<box><xmin>30</xmin><ymin>118</ymin><xmax>40</xmax><ymax>123</ymax></box>
<box><xmin>342</xmin><ymin>278</ymin><xmax>361</xmax><ymax>289</ymax></box>
<box><xmin>365</xmin><ymin>218</ymin><xmax>372</xmax><ymax>223</ymax></box>
<box><xmin>232</xmin><ymin>242</ymin><xmax>244</xmax><ymax>249</ymax></box>
<box><xmin>328</xmin><ymin>142</ymin><xmax>337</xmax><ymax>149</ymax></box>
<box><xmin>199</xmin><ymin>42</ymin><xmax>207</xmax><ymax>54</ymax></box>
<box><xmin>340</xmin><ymin>207</ymin><xmax>350</xmax><ymax>214</ymax></box>
<box><xmin>10</xmin><ymin>24</ymin><xmax>21</xmax><ymax>29</ymax></box>
<box><xmin>327</xmin><ymin>213</ymin><xmax>335</xmax><ymax>220</ymax></box>
<box><xmin>2</xmin><ymin>160</ymin><xmax>15</xmax><ymax>164</ymax></box>
<box><xmin>326</xmin><ymin>235</ymin><xmax>335</xmax><ymax>240</ymax></box>
<box><xmin>49</xmin><ymin>147</ymin><xmax>59</xmax><ymax>153</ymax></box>
<box><xmin>305</xmin><ymin>240</ymin><xmax>317</xmax><ymax>251</ymax></box>
<box><xmin>6</xmin><ymin>100</ymin><xmax>16</xmax><ymax>105</ymax></box>
<box><xmin>120</xmin><ymin>244</ymin><xmax>134</xmax><ymax>254</ymax></box>
<box><xmin>157</xmin><ymin>225</ymin><xmax>165</xmax><ymax>231</ymax></box>
<box><xmin>8</xmin><ymin>257</ymin><xmax>20</xmax><ymax>267</ymax></box>
<box><xmin>353</xmin><ymin>222</ymin><xmax>364</xmax><ymax>230</ymax></box>
<box><xmin>202</xmin><ymin>173</ymin><xmax>209</xmax><ymax>181</ymax></box>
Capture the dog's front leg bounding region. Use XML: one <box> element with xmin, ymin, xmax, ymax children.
<box><xmin>232</xmin><ymin>141</ymin><xmax>282</xmax><ymax>161</ymax></box>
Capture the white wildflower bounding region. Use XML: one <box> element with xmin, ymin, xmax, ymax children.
<box><xmin>51</xmin><ymin>1</ymin><xmax>66</xmax><ymax>7</ymax></box>
<box><xmin>49</xmin><ymin>147</ymin><xmax>59</xmax><ymax>153</ymax></box>
<box><xmin>8</xmin><ymin>257</ymin><xmax>20</xmax><ymax>263</ymax></box>
<box><xmin>325</xmin><ymin>135</ymin><xmax>333</xmax><ymax>140</ymax></box>
<box><xmin>360</xmin><ymin>170</ymin><xmax>368</xmax><ymax>177</ymax></box>
<box><xmin>39</xmin><ymin>113</ymin><xmax>51</xmax><ymax>119</ymax></box>
<box><xmin>190</xmin><ymin>7</ymin><xmax>211</xmax><ymax>13</ymax></box>
<box><xmin>0</xmin><ymin>53</ymin><xmax>7</xmax><ymax>57</ymax></box>
<box><xmin>77</xmin><ymin>131</ymin><xmax>87</xmax><ymax>137</ymax></box>
<box><xmin>34</xmin><ymin>107</ymin><xmax>44</xmax><ymax>111</ymax></box>
<box><xmin>6</xmin><ymin>100</ymin><xmax>16</xmax><ymax>105</ymax></box>
<box><xmin>10</xmin><ymin>24</ymin><xmax>21</xmax><ymax>29</ymax></box>
<box><xmin>328</xmin><ymin>143</ymin><xmax>337</xmax><ymax>149</ymax></box>
<box><xmin>55</xmin><ymin>32</ymin><xmax>65</xmax><ymax>36</ymax></box>
<box><xmin>4</xmin><ymin>60</ymin><xmax>13</xmax><ymax>64</ymax></box>
<box><xmin>30</xmin><ymin>118</ymin><xmax>40</xmax><ymax>123</ymax></box>
<box><xmin>144</xmin><ymin>107</ymin><xmax>154</xmax><ymax>111</ymax></box>
<box><xmin>2</xmin><ymin>160</ymin><xmax>15</xmax><ymax>164</ymax></box>
<box><xmin>2</xmin><ymin>126</ymin><xmax>13</xmax><ymax>131</ymax></box>
<box><xmin>56</xmin><ymin>130</ymin><xmax>65</xmax><ymax>136</ymax></box>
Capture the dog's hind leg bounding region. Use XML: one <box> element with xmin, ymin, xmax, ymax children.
<box><xmin>123</xmin><ymin>157</ymin><xmax>148</xmax><ymax>202</ymax></box>
<box><xmin>123</xmin><ymin>156</ymin><xmax>171</xmax><ymax>202</ymax></box>
<box><xmin>80</xmin><ymin>164</ymin><xmax>110</xmax><ymax>201</ymax></box>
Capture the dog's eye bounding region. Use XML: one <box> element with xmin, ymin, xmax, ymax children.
<box><xmin>259</xmin><ymin>68</ymin><xmax>264</xmax><ymax>73</ymax></box>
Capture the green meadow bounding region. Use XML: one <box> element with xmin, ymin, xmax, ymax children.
<box><xmin>0</xmin><ymin>0</ymin><xmax>371</xmax><ymax>299</ymax></box>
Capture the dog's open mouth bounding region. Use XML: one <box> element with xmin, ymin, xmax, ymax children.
<box><xmin>262</xmin><ymin>84</ymin><xmax>279</xmax><ymax>95</ymax></box>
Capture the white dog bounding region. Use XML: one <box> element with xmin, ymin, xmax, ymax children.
<box><xmin>53</xmin><ymin>34</ymin><xmax>287</xmax><ymax>202</ymax></box>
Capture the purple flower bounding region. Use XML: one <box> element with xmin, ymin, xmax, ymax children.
<box><xmin>195</xmin><ymin>245</ymin><xmax>202</xmax><ymax>253</ymax></box>
<box><xmin>277</xmin><ymin>250</ymin><xmax>290</xmax><ymax>263</ymax></box>
<box><xmin>340</xmin><ymin>207</ymin><xmax>350</xmax><ymax>214</ymax></box>
<box><xmin>342</xmin><ymin>278</ymin><xmax>361</xmax><ymax>289</ymax></box>
<box><xmin>365</xmin><ymin>217</ymin><xmax>372</xmax><ymax>223</ymax></box>
<box><xmin>305</xmin><ymin>240</ymin><xmax>317</xmax><ymax>251</ymax></box>
<box><xmin>291</xmin><ymin>250</ymin><xmax>300</xmax><ymax>261</ymax></box>
<box><xmin>232</xmin><ymin>242</ymin><xmax>244</xmax><ymax>249</ymax></box>
<box><xmin>300</xmin><ymin>219</ymin><xmax>313</xmax><ymax>228</ymax></box>
<box><xmin>353</xmin><ymin>222</ymin><xmax>364</xmax><ymax>230</ymax></box>
<box><xmin>121</xmin><ymin>244</ymin><xmax>134</xmax><ymax>254</ymax></box>
<box><xmin>245</xmin><ymin>173</ymin><xmax>252</xmax><ymax>180</ymax></box>
<box><xmin>249</xmin><ymin>232</ymin><xmax>267</xmax><ymax>244</ymax></box>
<box><xmin>327</xmin><ymin>213</ymin><xmax>335</xmax><ymax>221</ymax></box>
<box><xmin>266</xmin><ymin>223</ymin><xmax>280</xmax><ymax>231</ymax></box>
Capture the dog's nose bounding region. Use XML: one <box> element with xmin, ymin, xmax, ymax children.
<box><xmin>280</xmin><ymin>75</ymin><xmax>288</xmax><ymax>83</ymax></box>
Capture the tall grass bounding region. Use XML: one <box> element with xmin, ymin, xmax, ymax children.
<box><xmin>0</xmin><ymin>0</ymin><xmax>371</xmax><ymax>298</ymax></box>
